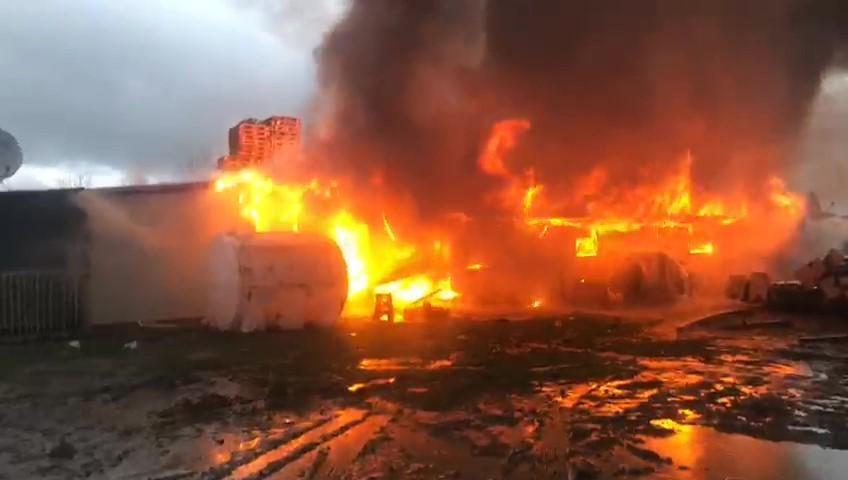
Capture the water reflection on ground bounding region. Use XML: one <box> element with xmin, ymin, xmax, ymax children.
<box><xmin>3</xmin><ymin>313</ymin><xmax>848</xmax><ymax>478</ymax></box>
<box><xmin>644</xmin><ymin>424</ymin><xmax>848</xmax><ymax>480</ymax></box>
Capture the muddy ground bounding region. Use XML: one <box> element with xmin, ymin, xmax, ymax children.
<box><xmin>1</xmin><ymin>310</ymin><xmax>848</xmax><ymax>479</ymax></box>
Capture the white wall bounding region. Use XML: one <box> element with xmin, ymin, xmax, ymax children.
<box><xmin>76</xmin><ymin>185</ymin><xmax>243</xmax><ymax>324</ymax></box>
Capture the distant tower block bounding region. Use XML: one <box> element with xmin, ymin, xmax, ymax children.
<box><xmin>218</xmin><ymin>116</ymin><xmax>302</xmax><ymax>171</ymax></box>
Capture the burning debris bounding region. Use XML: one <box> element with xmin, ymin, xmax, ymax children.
<box><xmin>724</xmin><ymin>245</ymin><xmax>848</xmax><ymax>315</ymax></box>
<box><xmin>774</xmin><ymin>248</ymin><xmax>848</xmax><ymax>312</ymax></box>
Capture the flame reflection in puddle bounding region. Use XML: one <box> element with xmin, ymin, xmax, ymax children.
<box><xmin>642</xmin><ymin>425</ymin><xmax>848</xmax><ymax>480</ymax></box>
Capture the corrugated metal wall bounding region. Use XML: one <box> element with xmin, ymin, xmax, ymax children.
<box><xmin>0</xmin><ymin>188</ymin><xmax>88</xmax><ymax>339</ymax></box>
<box><xmin>0</xmin><ymin>271</ymin><xmax>83</xmax><ymax>339</ymax></box>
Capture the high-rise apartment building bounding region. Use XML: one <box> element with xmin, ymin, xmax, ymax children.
<box><xmin>218</xmin><ymin>116</ymin><xmax>301</xmax><ymax>170</ymax></box>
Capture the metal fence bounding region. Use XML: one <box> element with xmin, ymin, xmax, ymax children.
<box><xmin>0</xmin><ymin>270</ymin><xmax>83</xmax><ymax>339</ymax></box>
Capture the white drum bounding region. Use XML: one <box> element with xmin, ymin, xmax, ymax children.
<box><xmin>205</xmin><ymin>232</ymin><xmax>348</xmax><ymax>331</ymax></box>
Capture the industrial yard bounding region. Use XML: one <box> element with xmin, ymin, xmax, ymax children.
<box><xmin>3</xmin><ymin>2</ymin><xmax>848</xmax><ymax>480</ymax></box>
<box><xmin>2</xmin><ymin>311</ymin><xmax>848</xmax><ymax>479</ymax></box>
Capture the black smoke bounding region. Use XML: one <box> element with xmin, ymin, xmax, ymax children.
<box><xmin>312</xmin><ymin>0</ymin><xmax>848</xmax><ymax>217</ymax></box>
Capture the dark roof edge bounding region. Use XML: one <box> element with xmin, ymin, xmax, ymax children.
<box><xmin>0</xmin><ymin>181</ymin><xmax>212</xmax><ymax>198</ymax></box>
<box><xmin>93</xmin><ymin>180</ymin><xmax>212</xmax><ymax>196</ymax></box>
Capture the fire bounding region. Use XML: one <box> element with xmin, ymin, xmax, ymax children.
<box><xmin>478</xmin><ymin>119</ymin><xmax>531</xmax><ymax>177</ymax></box>
<box><xmin>330</xmin><ymin>211</ymin><xmax>370</xmax><ymax>297</ymax></box>
<box><xmin>768</xmin><ymin>176</ymin><xmax>803</xmax><ymax>214</ymax></box>
<box><xmin>214</xmin><ymin>169</ymin><xmax>456</xmax><ymax>319</ymax></box>
<box><xmin>576</xmin><ymin>232</ymin><xmax>599</xmax><ymax>258</ymax></box>
<box><xmin>689</xmin><ymin>242</ymin><xmax>715</xmax><ymax>256</ymax></box>
<box><xmin>520</xmin><ymin>152</ymin><xmax>803</xmax><ymax>259</ymax></box>
<box><xmin>213</xmin><ymin>169</ymin><xmax>330</xmax><ymax>232</ymax></box>
<box><xmin>375</xmin><ymin>276</ymin><xmax>459</xmax><ymax>305</ymax></box>
<box><xmin>523</xmin><ymin>184</ymin><xmax>543</xmax><ymax>215</ymax></box>
<box><xmin>213</xmin><ymin>116</ymin><xmax>807</xmax><ymax>319</ymax></box>
<box><xmin>697</xmin><ymin>201</ymin><xmax>746</xmax><ymax>225</ymax></box>
<box><xmin>382</xmin><ymin>213</ymin><xmax>398</xmax><ymax>242</ymax></box>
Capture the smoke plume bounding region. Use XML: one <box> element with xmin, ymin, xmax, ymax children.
<box><xmin>312</xmin><ymin>0</ymin><xmax>848</xmax><ymax>218</ymax></box>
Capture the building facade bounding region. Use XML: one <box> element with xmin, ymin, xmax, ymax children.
<box><xmin>0</xmin><ymin>182</ymin><xmax>246</xmax><ymax>336</ymax></box>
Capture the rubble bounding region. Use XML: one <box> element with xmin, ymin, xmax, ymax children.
<box><xmin>403</xmin><ymin>302</ymin><xmax>450</xmax><ymax>323</ymax></box>
<box><xmin>725</xmin><ymin>275</ymin><xmax>747</xmax><ymax>300</ymax></box>
<box><xmin>729</xmin><ymin>247</ymin><xmax>848</xmax><ymax>314</ymax></box>
<box><xmin>766</xmin><ymin>281</ymin><xmax>824</xmax><ymax>311</ymax></box>
<box><xmin>725</xmin><ymin>272</ymin><xmax>771</xmax><ymax>303</ymax></box>
<box><xmin>748</xmin><ymin>272</ymin><xmax>771</xmax><ymax>303</ymax></box>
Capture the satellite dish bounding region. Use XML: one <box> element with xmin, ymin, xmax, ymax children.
<box><xmin>0</xmin><ymin>128</ymin><xmax>23</xmax><ymax>181</ymax></box>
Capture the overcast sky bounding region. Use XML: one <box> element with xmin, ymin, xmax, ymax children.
<box><xmin>0</xmin><ymin>0</ymin><xmax>345</xmax><ymax>189</ymax></box>
<box><xmin>1</xmin><ymin>1</ymin><xmax>845</xmax><ymax>195</ymax></box>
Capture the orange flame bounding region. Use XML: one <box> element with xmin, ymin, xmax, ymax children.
<box><xmin>478</xmin><ymin>119</ymin><xmax>531</xmax><ymax>177</ymax></box>
<box><xmin>214</xmin><ymin>169</ymin><xmax>457</xmax><ymax>319</ymax></box>
<box><xmin>214</xmin><ymin>118</ymin><xmax>807</xmax><ymax>319</ymax></box>
<box><xmin>768</xmin><ymin>176</ymin><xmax>803</xmax><ymax>214</ymax></box>
<box><xmin>382</xmin><ymin>213</ymin><xmax>398</xmax><ymax>242</ymax></box>
<box><xmin>576</xmin><ymin>232</ymin><xmax>599</xmax><ymax>257</ymax></box>
<box><xmin>520</xmin><ymin>152</ymin><xmax>802</xmax><ymax>259</ymax></box>
<box><xmin>523</xmin><ymin>184</ymin><xmax>543</xmax><ymax>216</ymax></box>
<box><xmin>689</xmin><ymin>242</ymin><xmax>715</xmax><ymax>255</ymax></box>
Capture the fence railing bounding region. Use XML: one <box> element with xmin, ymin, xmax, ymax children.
<box><xmin>0</xmin><ymin>270</ymin><xmax>83</xmax><ymax>339</ymax></box>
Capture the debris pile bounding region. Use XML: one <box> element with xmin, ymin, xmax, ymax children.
<box><xmin>795</xmin><ymin>249</ymin><xmax>848</xmax><ymax>304</ymax></box>
<box><xmin>725</xmin><ymin>272</ymin><xmax>771</xmax><ymax>304</ymax></box>
<box><xmin>728</xmin><ymin>248</ymin><xmax>848</xmax><ymax>312</ymax></box>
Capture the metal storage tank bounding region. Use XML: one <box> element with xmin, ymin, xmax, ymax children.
<box><xmin>205</xmin><ymin>232</ymin><xmax>348</xmax><ymax>331</ymax></box>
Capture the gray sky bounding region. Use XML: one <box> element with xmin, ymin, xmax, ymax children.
<box><xmin>1</xmin><ymin>0</ymin><xmax>844</xmax><ymax>195</ymax></box>
<box><xmin>0</xmin><ymin>0</ymin><xmax>344</xmax><ymax>188</ymax></box>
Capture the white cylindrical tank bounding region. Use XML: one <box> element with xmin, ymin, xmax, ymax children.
<box><xmin>205</xmin><ymin>232</ymin><xmax>348</xmax><ymax>331</ymax></box>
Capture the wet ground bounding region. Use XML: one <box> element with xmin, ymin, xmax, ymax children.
<box><xmin>1</xmin><ymin>309</ymin><xmax>848</xmax><ymax>479</ymax></box>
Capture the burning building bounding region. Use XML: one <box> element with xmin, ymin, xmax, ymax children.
<box><xmin>211</xmin><ymin>0</ymin><xmax>848</xmax><ymax>320</ymax></box>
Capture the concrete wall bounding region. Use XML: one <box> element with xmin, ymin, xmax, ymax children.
<box><xmin>0</xmin><ymin>189</ymin><xmax>87</xmax><ymax>274</ymax></box>
<box><xmin>77</xmin><ymin>184</ymin><xmax>243</xmax><ymax>325</ymax></box>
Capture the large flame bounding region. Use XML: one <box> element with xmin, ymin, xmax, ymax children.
<box><xmin>214</xmin><ymin>170</ymin><xmax>457</xmax><ymax>320</ymax></box>
<box><xmin>214</xmin><ymin>116</ymin><xmax>806</xmax><ymax>318</ymax></box>
<box><xmin>511</xmin><ymin>140</ymin><xmax>804</xmax><ymax>260</ymax></box>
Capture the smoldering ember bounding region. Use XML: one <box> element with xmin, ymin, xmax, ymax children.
<box><xmin>3</xmin><ymin>2</ymin><xmax>848</xmax><ymax>479</ymax></box>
